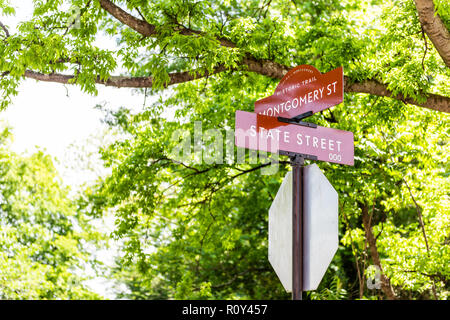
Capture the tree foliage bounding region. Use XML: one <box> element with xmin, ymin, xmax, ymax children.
<box><xmin>0</xmin><ymin>125</ymin><xmax>102</xmax><ymax>299</ymax></box>
<box><xmin>0</xmin><ymin>0</ymin><xmax>449</xmax><ymax>299</ymax></box>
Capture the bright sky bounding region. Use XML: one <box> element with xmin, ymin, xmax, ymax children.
<box><xmin>1</xmin><ymin>1</ymin><xmax>145</xmax><ymax>159</ymax></box>
<box><xmin>0</xmin><ymin>1</ymin><xmax>149</xmax><ymax>299</ymax></box>
<box><xmin>3</xmin><ymin>79</ymin><xmax>144</xmax><ymax>173</ymax></box>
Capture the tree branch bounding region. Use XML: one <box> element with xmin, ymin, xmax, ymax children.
<box><xmin>401</xmin><ymin>177</ymin><xmax>438</xmax><ymax>299</ymax></box>
<box><xmin>341</xmin><ymin>206</ymin><xmax>365</xmax><ymax>299</ymax></box>
<box><xmin>98</xmin><ymin>0</ymin><xmax>155</xmax><ymax>37</ymax></box>
<box><xmin>24</xmin><ymin>65</ymin><xmax>226</xmax><ymax>88</ymax></box>
<box><xmin>23</xmin><ymin>65</ymin><xmax>450</xmax><ymax>113</ymax></box>
<box><xmin>98</xmin><ymin>0</ymin><xmax>235</xmax><ymax>48</ymax></box>
<box><xmin>0</xmin><ymin>20</ymin><xmax>10</xmax><ymax>38</ymax></box>
<box><xmin>402</xmin><ymin>178</ymin><xmax>430</xmax><ymax>251</ymax></box>
<box><xmin>402</xmin><ymin>270</ymin><xmax>449</xmax><ymax>286</ymax></box>
<box><xmin>414</xmin><ymin>0</ymin><xmax>450</xmax><ymax>68</ymax></box>
<box><xmin>343</xmin><ymin>76</ymin><xmax>450</xmax><ymax>113</ymax></box>
<box><xmin>360</xmin><ymin>203</ymin><xmax>397</xmax><ymax>300</ymax></box>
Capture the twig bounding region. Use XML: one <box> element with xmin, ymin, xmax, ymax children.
<box><xmin>360</xmin><ymin>202</ymin><xmax>397</xmax><ymax>299</ymax></box>
<box><xmin>401</xmin><ymin>177</ymin><xmax>438</xmax><ymax>299</ymax></box>
<box><xmin>0</xmin><ymin>20</ymin><xmax>10</xmax><ymax>38</ymax></box>
<box><xmin>375</xmin><ymin>221</ymin><xmax>384</xmax><ymax>241</ymax></box>
<box><xmin>341</xmin><ymin>202</ymin><xmax>364</xmax><ymax>299</ymax></box>
<box><xmin>143</xmin><ymin>87</ymin><xmax>147</xmax><ymax>108</ymax></box>
<box><xmin>420</xmin><ymin>26</ymin><xmax>428</xmax><ymax>72</ymax></box>
<box><xmin>267</xmin><ymin>29</ymin><xmax>275</xmax><ymax>60</ymax></box>
<box><xmin>323</xmin><ymin>109</ymin><xmax>338</xmax><ymax>123</ymax></box>
<box><xmin>62</xmin><ymin>0</ymin><xmax>92</xmax><ymax>36</ymax></box>
<box><xmin>135</xmin><ymin>6</ymin><xmax>148</xmax><ymax>23</ymax></box>
<box><xmin>402</xmin><ymin>178</ymin><xmax>429</xmax><ymax>251</ymax></box>
<box><xmin>195</xmin><ymin>221</ymin><xmax>214</xmax><ymax>273</ymax></box>
<box><xmin>401</xmin><ymin>270</ymin><xmax>448</xmax><ymax>284</ymax></box>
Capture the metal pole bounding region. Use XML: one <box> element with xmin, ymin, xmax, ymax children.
<box><xmin>292</xmin><ymin>155</ymin><xmax>304</xmax><ymax>300</ymax></box>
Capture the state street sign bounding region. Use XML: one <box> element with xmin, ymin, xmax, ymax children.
<box><xmin>235</xmin><ymin>110</ymin><xmax>354</xmax><ymax>166</ymax></box>
<box><xmin>254</xmin><ymin>65</ymin><xmax>343</xmax><ymax>118</ymax></box>
<box><xmin>268</xmin><ymin>164</ymin><xmax>338</xmax><ymax>292</ymax></box>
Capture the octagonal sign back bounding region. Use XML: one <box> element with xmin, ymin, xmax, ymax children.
<box><xmin>268</xmin><ymin>164</ymin><xmax>338</xmax><ymax>292</ymax></box>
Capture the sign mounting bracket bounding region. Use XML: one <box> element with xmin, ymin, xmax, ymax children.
<box><xmin>279</xmin><ymin>151</ymin><xmax>318</xmax><ymax>162</ymax></box>
<box><xmin>277</xmin><ymin>116</ymin><xmax>318</xmax><ymax>128</ymax></box>
<box><xmin>291</xmin><ymin>110</ymin><xmax>314</xmax><ymax>121</ymax></box>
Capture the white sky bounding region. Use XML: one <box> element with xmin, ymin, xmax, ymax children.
<box><xmin>0</xmin><ymin>0</ymin><xmax>146</xmax><ymax>159</ymax></box>
<box><xmin>3</xmin><ymin>79</ymin><xmax>144</xmax><ymax>160</ymax></box>
<box><xmin>0</xmin><ymin>1</ymin><xmax>149</xmax><ymax>299</ymax></box>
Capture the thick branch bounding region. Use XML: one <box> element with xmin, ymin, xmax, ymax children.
<box><xmin>243</xmin><ymin>56</ymin><xmax>290</xmax><ymax>79</ymax></box>
<box><xmin>360</xmin><ymin>203</ymin><xmax>397</xmax><ymax>300</ymax></box>
<box><xmin>98</xmin><ymin>0</ymin><xmax>235</xmax><ymax>48</ymax></box>
<box><xmin>22</xmin><ymin>0</ymin><xmax>450</xmax><ymax>114</ymax></box>
<box><xmin>244</xmin><ymin>58</ymin><xmax>450</xmax><ymax>112</ymax></box>
<box><xmin>98</xmin><ymin>0</ymin><xmax>155</xmax><ymax>36</ymax></box>
<box><xmin>344</xmin><ymin>76</ymin><xmax>450</xmax><ymax>113</ymax></box>
<box><xmin>24</xmin><ymin>66</ymin><xmax>225</xmax><ymax>88</ymax></box>
<box><xmin>414</xmin><ymin>0</ymin><xmax>450</xmax><ymax>68</ymax></box>
<box><xmin>23</xmin><ymin>64</ymin><xmax>450</xmax><ymax>113</ymax></box>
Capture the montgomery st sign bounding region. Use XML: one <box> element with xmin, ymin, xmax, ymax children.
<box><xmin>254</xmin><ymin>65</ymin><xmax>343</xmax><ymax>118</ymax></box>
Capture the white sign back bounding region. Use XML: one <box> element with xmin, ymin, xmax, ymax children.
<box><xmin>268</xmin><ymin>164</ymin><xmax>338</xmax><ymax>292</ymax></box>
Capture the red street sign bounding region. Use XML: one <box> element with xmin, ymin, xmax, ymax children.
<box><xmin>235</xmin><ymin>110</ymin><xmax>354</xmax><ymax>166</ymax></box>
<box><xmin>254</xmin><ymin>65</ymin><xmax>343</xmax><ymax>118</ymax></box>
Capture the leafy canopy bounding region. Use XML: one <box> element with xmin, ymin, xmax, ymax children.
<box><xmin>0</xmin><ymin>125</ymin><xmax>103</xmax><ymax>299</ymax></box>
<box><xmin>0</xmin><ymin>0</ymin><xmax>449</xmax><ymax>299</ymax></box>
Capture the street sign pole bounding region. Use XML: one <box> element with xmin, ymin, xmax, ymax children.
<box><xmin>288</xmin><ymin>112</ymin><xmax>311</xmax><ymax>301</ymax></box>
<box><xmin>291</xmin><ymin>155</ymin><xmax>304</xmax><ymax>300</ymax></box>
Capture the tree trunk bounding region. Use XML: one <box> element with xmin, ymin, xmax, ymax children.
<box><xmin>414</xmin><ymin>0</ymin><xmax>450</xmax><ymax>68</ymax></box>
<box><xmin>360</xmin><ymin>203</ymin><xmax>397</xmax><ymax>300</ymax></box>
